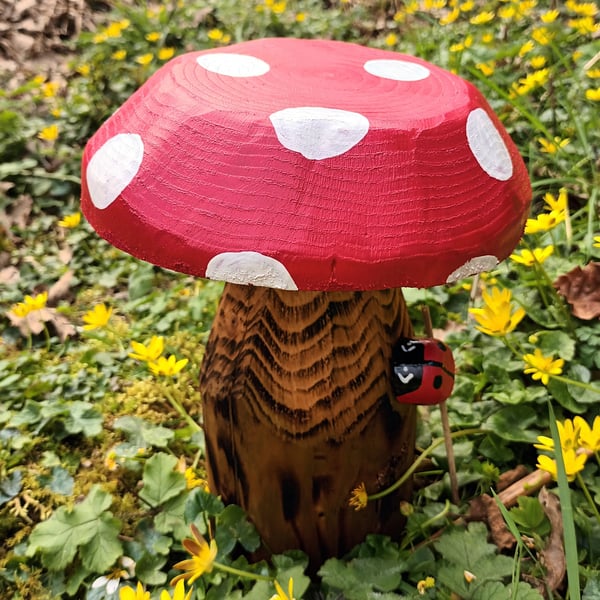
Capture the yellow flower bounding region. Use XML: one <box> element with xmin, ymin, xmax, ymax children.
<box><xmin>569</xmin><ymin>17</ymin><xmax>600</xmax><ymax>34</ymax></box>
<box><xmin>512</xmin><ymin>68</ymin><xmax>549</xmax><ymax>95</ymax></box>
<box><xmin>384</xmin><ymin>33</ymin><xmax>398</xmax><ymax>46</ymax></box>
<box><xmin>271</xmin><ymin>578</ymin><xmax>295</xmax><ymax>600</ymax></box>
<box><xmin>105</xmin><ymin>450</ymin><xmax>119</xmax><ymax>471</ymax></box>
<box><xmin>475</xmin><ymin>61</ymin><xmax>495</xmax><ymax>76</ymax></box>
<box><xmin>207</xmin><ymin>28</ymin><xmax>225</xmax><ymax>41</ymax></box>
<box><xmin>129</xmin><ymin>336</ymin><xmax>164</xmax><ymax>362</ymax></box>
<box><xmin>439</xmin><ymin>7</ymin><xmax>460</xmax><ymax>24</ymax></box>
<box><xmin>112</xmin><ymin>49</ymin><xmax>127</xmax><ymax>61</ymax></box>
<box><xmin>459</xmin><ymin>0</ymin><xmax>474</xmax><ymax>12</ymax></box>
<box><xmin>38</xmin><ymin>124</ymin><xmax>59</xmax><ymax>142</ymax></box>
<box><xmin>171</xmin><ymin>524</ymin><xmax>218</xmax><ymax>585</ymax></box>
<box><xmin>541</xmin><ymin>9</ymin><xmax>560</xmax><ymax>23</ymax></box>
<box><xmin>481</xmin><ymin>32</ymin><xmax>494</xmax><ymax>43</ymax></box>
<box><xmin>93</xmin><ymin>32</ymin><xmax>108</xmax><ymax>44</ymax></box>
<box><xmin>404</xmin><ymin>0</ymin><xmax>419</xmax><ymax>14</ymax></box>
<box><xmin>417</xmin><ymin>576</ymin><xmax>435</xmax><ymax>595</ymax></box>
<box><xmin>498</xmin><ymin>5</ymin><xmax>516</xmax><ymax>19</ymax></box>
<box><xmin>271</xmin><ymin>0</ymin><xmax>286</xmax><ymax>14</ymax></box>
<box><xmin>586</xmin><ymin>88</ymin><xmax>600</xmax><ymax>101</ymax></box>
<box><xmin>537</xmin><ymin>449</ymin><xmax>588</xmax><ymax>481</ymax></box>
<box><xmin>295</xmin><ymin>12</ymin><xmax>306</xmax><ymax>22</ymax></box>
<box><xmin>518</xmin><ymin>40</ymin><xmax>534</xmax><ymax>57</ymax></box>
<box><xmin>574</xmin><ymin>416</ymin><xmax>600</xmax><ymax>452</ymax></box>
<box><xmin>41</xmin><ymin>81</ymin><xmax>60</xmax><ymax>97</ymax></box>
<box><xmin>468</xmin><ymin>286</ymin><xmax>526</xmax><ymax>337</ymax></box>
<box><xmin>531</xmin><ymin>27</ymin><xmax>554</xmax><ymax>46</ymax></box>
<box><xmin>145</xmin><ymin>32</ymin><xmax>161</xmax><ymax>42</ymax></box>
<box><xmin>76</xmin><ymin>64</ymin><xmax>91</xmax><ymax>76</ymax></box>
<box><xmin>105</xmin><ymin>22</ymin><xmax>125</xmax><ymax>38</ymax></box>
<box><xmin>82</xmin><ymin>303</ymin><xmax>113</xmax><ymax>330</ymax></box>
<box><xmin>523</xmin><ymin>348</ymin><xmax>564</xmax><ymax>385</ymax></box>
<box><xmin>566</xmin><ymin>0</ymin><xmax>598</xmax><ymax>16</ymax></box>
<box><xmin>120</xmin><ymin>582</ymin><xmax>150</xmax><ymax>600</ymax></box>
<box><xmin>160</xmin><ymin>580</ymin><xmax>192</xmax><ymax>600</ymax></box>
<box><xmin>10</xmin><ymin>292</ymin><xmax>48</xmax><ymax>318</ymax></box>
<box><xmin>135</xmin><ymin>53</ymin><xmax>154</xmax><ymax>66</ymax></box>
<box><xmin>470</xmin><ymin>11</ymin><xmax>494</xmax><ymax>25</ymax></box>
<box><xmin>463</xmin><ymin>570</ymin><xmax>477</xmax><ymax>583</ymax></box>
<box><xmin>148</xmin><ymin>354</ymin><xmax>189</xmax><ymax>376</ymax></box>
<box><xmin>524</xmin><ymin>210</ymin><xmax>565</xmax><ymax>234</ymax></box>
<box><xmin>594</xmin><ymin>235</ymin><xmax>600</xmax><ymax>248</ymax></box>
<box><xmin>544</xmin><ymin>189</ymin><xmax>568</xmax><ymax>213</ymax></box>
<box><xmin>58</xmin><ymin>212</ymin><xmax>81</xmax><ymax>228</ymax></box>
<box><xmin>538</xmin><ymin>137</ymin><xmax>569</xmax><ymax>154</ymax></box>
<box><xmin>158</xmin><ymin>47</ymin><xmax>175</xmax><ymax>61</ymax></box>
<box><xmin>535</xmin><ymin>419</ymin><xmax>581</xmax><ymax>453</ymax></box>
<box><xmin>184</xmin><ymin>468</ymin><xmax>209</xmax><ymax>491</ymax></box>
<box><xmin>530</xmin><ymin>56</ymin><xmax>547</xmax><ymax>69</ymax></box>
<box><xmin>349</xmin><ymin>482</ymin><xmax>368</xmax><ymax>510</ymax></box>
<box><xmin>510</xmin><ymin>245</ymin><xmax>554</xmax><ymax>267</ymax></box>
<box><xmin>586</xmin><ymin>68</ymin><xmax>600</xmax><ymax>79</ymax></box>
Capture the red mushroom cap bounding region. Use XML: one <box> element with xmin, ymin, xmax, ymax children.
<box><xmin>80</xmin><ymin>38</ymin><xmax>531</xmax><ymax>291</ymax></box>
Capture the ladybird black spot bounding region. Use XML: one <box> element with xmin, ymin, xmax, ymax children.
<box><xmin>433</xmin><ymin>374</ymin><xmax>443</xmax><ymax>389</ymax></box>
<box><xmin>437</xmin><ymin>341</ymin><xmax>447</xmax><ymax>351</ymax></box>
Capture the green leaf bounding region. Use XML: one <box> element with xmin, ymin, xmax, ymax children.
<box><xmin>185</xmin><ymin>487</ymin><xmax>225</xmax><ymax>523</ymax></box>
<box><xmin>0</xmin><ymin>470</ymin><xmax>22</xmax><ymax>506</ymax></box>
<box><xmin>135</xmin><ymin>552</ymin><xmax>168</xmax><ymax>585</ymax></box>
<box><xmin>509</xmin><ymin>497</ymin><xmax>550</xmax><ymax>537</ymax></box>
<box><xmin>27</xmin><ymin>485</ymin><xmax>118</xmax><ymax>571</ymax></box>
<box><xmin>216</xmin><ymin>504</ymin><xmax>261</xmax><ymax>554</ymax></box>
<box><xmin>537</xmin><ymin>330</ymin><xmax>576</xmax><ymax>360</ymax></box>
<box><xmin>79</xmin><ymin>512</ymin><xmax>123</xmax><ymax>572</ymax></box>
<box><xmin>138</xmin><ymin>453</ymin><xmax>186</xmax><ymax>507</ymax></box>
<box><xmin>583</xmin><ymin>575</ymin><xmax>600</xmax><ymax>599</ymax></box>
<box><xmin>37</xmin><ymin>466</ymin><xmax>74</xmax><ymax>496</ymax></box>
<box><xmin>64</xmin><ymin>401</ymin><xmax>103</xmax><ymax>437</ymax></box>
<box><xmin>485</xmin><ymin>406</ymin><xmax>539</xmax><ymax>442</ymax></box>
<box><xmin>114</xmin><ymin>415</ymin><xmax>174</xmax><ymax>453</ymax></box>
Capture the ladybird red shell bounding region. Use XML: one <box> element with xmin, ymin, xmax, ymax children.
<box><xmin>391</xmin><ymin>338</ymin><xmax>455</xmax><ymax>405</ymax></box>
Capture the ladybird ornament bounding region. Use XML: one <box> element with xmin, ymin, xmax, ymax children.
<box><xmin>391</xmin><ymin>338</ymin><xmax>455</xmax><ymax>405</ymax></box>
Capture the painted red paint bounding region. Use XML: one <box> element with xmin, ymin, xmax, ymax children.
<box><xmin>80</xmin><ymin>37</ymin><xmax>531</xmax><ymax>291</ymax></box>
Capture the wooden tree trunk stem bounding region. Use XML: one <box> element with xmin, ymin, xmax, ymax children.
<box><xmin>199</xmin><ymin>284</ymin><xmax>416</xmax><ymax>567</ymax></box>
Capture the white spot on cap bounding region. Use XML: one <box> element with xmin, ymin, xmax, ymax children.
<box><xmin>196</xmin><ymin>53</ymin><xmax>270</xmax><ymax>77</ymax></box>
<box><xmin>446</xmin><ymin>255</ymin><xmax>499</xmax><ymax>283</ymax></box>
<box><xmin>206</xmin><ymin>251</ymin><xmax>298</xmax><ymax>290</ymax></box>
<box><xmin>269</xmin><ymin>107</ymin><xmax>369</xmax><ymax>160</ymax></box>
<box><xmin>466</xmin><ymin>108</ymin><xmax>513</xmax><ymax>181</ymax></box>
<box><xmin>86</xmin><ymin>133</ymin><xmax>144</xmax><ymax>210</ymax></box>
<box><xmin>364</xmin><ymin>59</ymin><xmax>430</xmax><ymax>81</ymax></box>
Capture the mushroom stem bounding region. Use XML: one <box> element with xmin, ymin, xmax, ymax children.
<box><xmin>199</xmin><ymin>283</ymin><xmax>416</xmax><ymax>567</ymax></box>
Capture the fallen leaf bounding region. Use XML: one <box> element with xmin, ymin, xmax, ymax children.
<box><xmin>554</xmin><ymin>263</ymin><xmax>600</xmax><ymax>319</ymax></box>
<box><xmin>48</xmin><ymin>270</ymin><xmax>74</xmax><ymax>304</ymax></box>
<box><xmin>0</xmin><ymin>266</ymin><xmax>20</xmax><ymax>285</ymax></box>
<box><xmin>468</xmin><ymin>494</ymin><xmax>515</xmax><ymax>550</ymax></box>
<box><xmin>6</xmin><ymin>307</ymin><xmax>76</xmax><ymax>341</ymax></box>
<box><xmin>538</xmin><ymin>487</ymin><xmax>565</xmax><ymax>592</ymax></box>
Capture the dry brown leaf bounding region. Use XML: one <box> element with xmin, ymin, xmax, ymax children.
<box><xmin>554</xmin><ymin>262</ymin><xmax>600</xmax><ymax>319</ymax></box>
<box><xmin>6</xmin><ymin>306</ymin><xmax>76</xmax><ymax>341</ymax></box>
<box><xmin>48</xmin><ymin>270</ymin><xmax>73</xmax><ymax>303</ymax></box>
<box><xmin>468</xmin><ymin>494</ymin><xmax>515</xmax><ymax>550</ymax></box>
<box><xmin>0</xmin><ymin>266</ymin><xmax>20</xmax><ymax>285</ymax></box>
<box><xmin>58</xmin><ymin>244</ymin><xmax>73</xmax><ymax>265</ymax></box>
<box><xmin>538</xmin><ymin>487</ymin><xmax>565</xmax><ymax>592</ymax></box>
<box><xmin>7</xmin><ymin>195</ymin><xmax>33</xmax><ymax>230</ymax></box>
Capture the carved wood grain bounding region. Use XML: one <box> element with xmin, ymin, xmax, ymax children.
<box><xmin>199</xmin><ymin>284</ymin><xmax>416</xmax><ymax>566</ymax></box>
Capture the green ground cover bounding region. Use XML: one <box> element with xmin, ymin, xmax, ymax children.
<box><xmin>1</xmin><ymin>1</ymin><xmax>599</xmax><ymax>598</ymax></box>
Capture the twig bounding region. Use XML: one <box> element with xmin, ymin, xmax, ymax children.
<box><xmin>421</xmin><ymin>305</ymin><xmax>460</xmax><ymax>505</ymax></box>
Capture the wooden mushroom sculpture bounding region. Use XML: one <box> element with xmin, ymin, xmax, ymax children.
<box><xmin>80</xmin><ymin>38</ymin><xmax>531</xmax><ymax>567</ymax></box>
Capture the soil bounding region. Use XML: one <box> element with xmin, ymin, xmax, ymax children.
<box><xmin>0</xmin><ymin>0</ymin><xmax>112</xmax><ymax>87</ymax></box>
